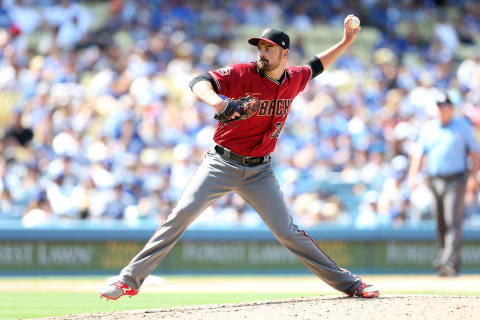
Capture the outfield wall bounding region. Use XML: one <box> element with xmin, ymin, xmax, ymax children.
<box><xmin>1</xmin><ymin>221</ymin><xmax>480</xmax><ymax>274</ymax></box>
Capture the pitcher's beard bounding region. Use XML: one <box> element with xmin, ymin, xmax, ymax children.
<box><xmin>257</xmin><ymin>60</ymin><xmax>278</xmax><ymax>72</ymax></box>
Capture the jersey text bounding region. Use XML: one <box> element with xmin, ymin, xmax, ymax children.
<box><xmin>257</xmin><ymin>99</ymin><xmax>292</xmax><ymax>117</ymax></box>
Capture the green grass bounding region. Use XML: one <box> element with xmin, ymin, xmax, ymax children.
<box><xmin>0</xmin><ymin>291</ymin><xmax>320</xmax><ymax>320</ymax></box>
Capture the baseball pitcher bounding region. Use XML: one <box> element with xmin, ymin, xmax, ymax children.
<box><xmin>100</xmin><ymin>15</ymin><xmax>379</xmax><ymax>300</ymax></box>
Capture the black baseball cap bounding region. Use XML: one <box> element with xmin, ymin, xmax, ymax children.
<box><xmin>436</xmin><ymin>93</ymin><xmax>453</xmax><ymax>107</ymax></box>
<box><xmin>248</xmin><ymin>28</ymin><xmax>290</xmax><ymax>49</ymax></box>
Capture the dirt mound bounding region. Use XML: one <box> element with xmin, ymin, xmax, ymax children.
<box><xmin>36</xmin><ymin>295</ymin><xmax>479</xmax><ymax>320</ymax></box>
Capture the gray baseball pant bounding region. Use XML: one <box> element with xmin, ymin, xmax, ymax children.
<box><xmin>119</xmin><ymin>148</ymin><xmax>361</xmax><ymax>293</ymax></box>
<box><xmin>429</xmin><ymin>173</ymin><xmax>467</xmax><ymax>272</ymax></box>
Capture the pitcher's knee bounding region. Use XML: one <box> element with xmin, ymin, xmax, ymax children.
<box><xmin>274</xmin><ymin>229</ymin><xmax>298</xmax><ymax>245</ymax></box>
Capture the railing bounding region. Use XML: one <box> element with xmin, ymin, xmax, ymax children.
<box><xmin>2</xmin><ymin>219</ymin><xmax>480</xmax><ymax>242</ymax></box>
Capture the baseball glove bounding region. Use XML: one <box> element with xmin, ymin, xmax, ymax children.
<box><xmin>214</xmin><ymin>95</ymin><xmax>260</xmax><ymax>126</ymax></box>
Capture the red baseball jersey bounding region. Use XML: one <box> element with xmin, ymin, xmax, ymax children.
<box><xmin>208</xmin><ymin>62</ymin><xmax>312</xmax><ymax>157</ymax></box>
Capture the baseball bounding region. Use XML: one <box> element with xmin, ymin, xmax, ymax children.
<box><xmin>349</xmin><ymin>16</ymin><xmax>360</xmax><ymax>29</ymax></box>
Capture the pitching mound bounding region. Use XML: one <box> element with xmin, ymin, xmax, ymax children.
<box><xmin>38</xmin><ymin>295</ymin><xmax>479</xmax><ymax>320</ymax></box>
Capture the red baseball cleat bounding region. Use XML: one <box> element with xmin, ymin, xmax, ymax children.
<box><xmin>346</xmin><ymin>281</ymin><xmax>380</xmax><ymax>298</ymax></box>
<box><xmin>99</xmin><ymin>280</ymin><xmax>138</xmax><ymax>300</ymax></box>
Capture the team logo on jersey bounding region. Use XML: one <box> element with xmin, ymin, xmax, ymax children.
<box><xmin>216</xmin><ymin>66</ymin><xmax>233</xmax><ymax>76</ymax></box>
<box><xmin>257</xmin><ymin>99</ymin><xmax>292</xmax><ymax>117</ymax></box>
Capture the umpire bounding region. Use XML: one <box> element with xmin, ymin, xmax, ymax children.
<box><xmin>408</xmin><ymin>92</ymin><xmax>480</xmax><ymax>277</ymax></box>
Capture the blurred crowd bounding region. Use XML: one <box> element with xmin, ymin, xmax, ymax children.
<box><xmin>0</xmin><ymin>0</ymin><xmax>480</xmax><ymax>228</ymax></box>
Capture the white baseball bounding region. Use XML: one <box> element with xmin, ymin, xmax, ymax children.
<box><xmin>349</xmin><ymin>16</ymin><xmax>360</xmax><ymax>29</ymax></box>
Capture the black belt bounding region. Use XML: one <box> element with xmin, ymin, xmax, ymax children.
<box><xmin>431</xmin><ymin>172</ymin><xmax>467</xmax><ymax>181</ymax></box>
<box><xmin>214</xmin><ymin>145</ymin><xmax>270</xmax><ymax>166</ymax></box>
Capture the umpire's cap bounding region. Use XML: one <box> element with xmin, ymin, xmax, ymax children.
<box><xmin>436</xmin><ymin>91</ymin><xmax>454</xmax><ymax>108</ymax></box>
<box><xmin>248</xmin><ymin>28</ymin><xmax>290</xmax><ymax>49</ymax></box>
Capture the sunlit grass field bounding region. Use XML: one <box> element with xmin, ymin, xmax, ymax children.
<box><xmin>2</xmin><ymin>291</ymin><xmax>323</xmax><ymax>320</ymax></box>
